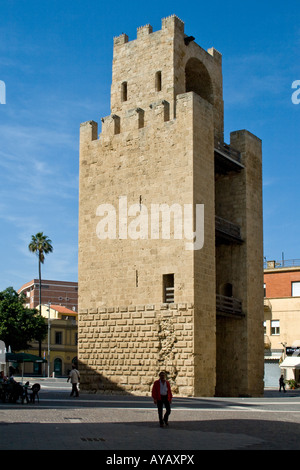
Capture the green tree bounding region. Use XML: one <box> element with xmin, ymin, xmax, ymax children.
<box><xmin>0</xmin><ymin>287</ymin><xmax>47</xmax><ymax>352</ymax></box>
<box><xmin>28</xmin><ymin>232</ymin><xmax>53</xmax><ymax>356</ymax></box>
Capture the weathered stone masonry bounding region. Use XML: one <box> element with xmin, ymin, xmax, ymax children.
<box><xmin>79</xmin><ymin>303</ymin><xmax>194</xmax><ymax>395</ymax></box>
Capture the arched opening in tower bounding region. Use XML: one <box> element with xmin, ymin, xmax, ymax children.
<box><xmin>185</xmin><ymin>58</ymin><xmax>214</xmax><ymax>105</ymax></box>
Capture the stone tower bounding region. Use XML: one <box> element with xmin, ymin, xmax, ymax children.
<box><xmin>78</xmin><ymin>15</ymin><xmax>264</xmax><ymax>397</ymax></box>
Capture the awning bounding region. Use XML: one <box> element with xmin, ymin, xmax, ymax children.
<box><xmin>6</xmin><ymin>352</ymin><xmax>47</xmax><ymax>363</ymax></box>
<box><xmin>5</xmin><ymin>352</ymin><xmax>46</xmax><ymax>383</ymax></box>
<box><xmin>280</xmin><ymin>357</ymin><xmax>300</xmax><ymax>369</ymax></box>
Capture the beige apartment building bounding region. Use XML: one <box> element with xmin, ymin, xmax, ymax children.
<box><xmin>22</xmin><ymin>304</ymin><xmax>78</xmax><ymax>377</ymax></box>
<box><xmin>264</xmin><ymin>260</ymin><xmax>300</xmax><ymax>387</ymax></box>
<box><xmin>78</xmin><ymin>16</ymin><xmax>264</xmax><ymax>397</ymax></box>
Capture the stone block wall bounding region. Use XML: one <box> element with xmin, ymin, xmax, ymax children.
<box><xmin>78</xmin><ymin>303</ymin><xmax>194</xmax><ymax>396</ymax></box>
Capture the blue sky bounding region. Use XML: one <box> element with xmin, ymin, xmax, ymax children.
<box><xmin>0</xmin><ymin>0</ymin><xmax>299</xmax><ymax>291</ymax></box>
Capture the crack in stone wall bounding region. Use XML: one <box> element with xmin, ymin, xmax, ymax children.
<box><xmin>157</xmin><ymin>317</ymin><xmax>179</xmax><ymax>392</ymax></box>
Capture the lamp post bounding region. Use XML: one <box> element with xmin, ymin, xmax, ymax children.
<box><xmin>279</xmin><ymin>342</ymin><xmax>287</xmax><ymax>358</ymax></box>
<box><xmin>279</xmin><ymin>342</ymin><xmax>287</xmax><ymax>380</ymax></box>
<box><xmin>47</xmin><ymin>301</ymin><xmax>51</xmax><ymax>378</ymax></box>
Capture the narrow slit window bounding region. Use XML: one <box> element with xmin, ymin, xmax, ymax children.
<box><xmin>155</xmin><ymin>71</ymin><xmax>162</xmax><ymax>92</ymax></box>
<box><xmin>121</xmin><ymin>81</ymin><xmax>127</xmax><ymax>102</ymax></box>
<box><xmin>163</xmin><ymin>274</ymin><xmax>174</xmax><ymax>303</ymax></box>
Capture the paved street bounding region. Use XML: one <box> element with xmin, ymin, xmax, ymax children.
<box><xmin>1</xmin><ymin>377</ymin><xmax>300</xmax><ymax>454</ymax></box>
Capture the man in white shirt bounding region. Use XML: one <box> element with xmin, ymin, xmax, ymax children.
<box><xmin>67</xmin><ymin>364</ymin><xmax>80</xmax><ymax>397</ymax></box>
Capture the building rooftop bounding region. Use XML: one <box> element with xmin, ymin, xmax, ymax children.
<box><xmin>18</xmin><ymin>279</ymin><xmax>78</xmax><ymax>293</ymax></box>
<box><xmin>50</xmin><ymin>305</ymin><xmax>77</xmax><ymax>315</ymax></box>
<box><xmin>264</xmin><ymin>259</ymin><xmax>300</xmax><ymax>271</ymax></box>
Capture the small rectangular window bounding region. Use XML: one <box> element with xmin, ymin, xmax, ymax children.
<box><xmin>271</xmin><ymin>320</ymin><xmax>280</xmax><ymax>335</ymax></box>
<box><xmin>292</xmin><ymin>282</ymin><xmax>300</xmax><ymax>297</ymax></box>
<box><xmin>55</xmin><ymin>331</ymin><xmax>62</xmax><ymax>345</ymax></box>
<box><xmin>163</xmin><ymin>274</ymin><xmax>174</xmax><ymax>303</ymax></box>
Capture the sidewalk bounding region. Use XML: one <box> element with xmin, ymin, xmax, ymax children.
<box><xmin>1</xmin><ymin>382</ymin><xmax>300</xmax><ymax>451</ymax></box>
<box><xmin>0</xmin><ymin>401</ymin><xmax>266</xmax><ymax>451</ymax></box>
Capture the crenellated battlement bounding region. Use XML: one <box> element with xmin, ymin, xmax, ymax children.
<box><xmin>101</xmin><ymin>114</ymin><xmax>120</xmax><ymax>136</ymax></box>
<box><xmin>161</xmin><ymin>14</ymin><xmax>184</xmax><ymax>33</ymax></box>
<box><xmin>80</xmin><ymin>92</ymin><xmax>211</xmax><ymax>145</ymax></box>
<box><xmin>113</xmin><ymin>15</ymin><xmax>184</xmax><ymax>47</ymax></box>
<box><xmin>112</xmin><ymin>15</ymin><xmax>218</xmax><ymax>65</ymax></box>
<box><xmin>136</xmin><ymin>24</ymin><xmax>153</xmax><ymax>39</ymax></box>
<box><xmin>80</xmin><ymin>100</ymin><xmax>172</xmax><ymax>143</ymax></box>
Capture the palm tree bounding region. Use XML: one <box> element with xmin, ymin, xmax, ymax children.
<box><xmin>28</xmin><ymin>232</ymin><xmax>53</xmax><ymax>357</ymax></box>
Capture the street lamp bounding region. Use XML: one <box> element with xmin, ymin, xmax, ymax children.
<box><xmin>47</xmin><ymin>301</ymin><xmax>51</xmax><ymax>378</ymax></box>
<box><xmin>279</xmin><ymin>342</ymin><xmax>287</xmax><ymax>357</ymax></box>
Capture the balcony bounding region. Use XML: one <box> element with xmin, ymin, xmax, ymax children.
<box><xmin>216</xmin><ymin>294</ymin><xmax>244</xmax><ymax>318</ymax></box>
<box><xmin>214</xmin><ymin>142</ymin><xmax>244</xmax><ymax>175</ymax></box>
<box><xmin>215</xmin><ymin>215</ymin><xmax>243</xmax><ymax>245</ymax></box>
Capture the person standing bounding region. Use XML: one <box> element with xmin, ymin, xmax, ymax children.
<box><xmin>279</xmin><ymin>374</ymin><xmax>286</xmax><ymax>392</ymax></box>
<box><xmin>152</xmin><ymin>371</ymin><xmax>173</xmax><ymax>427</ymax></box>
<box><xmin>67</xmin><ymin>364</ymin><xmax>80</xmax><ymax>397</ymax></box>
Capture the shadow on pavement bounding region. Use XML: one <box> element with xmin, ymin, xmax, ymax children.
<box><xmin>1</xmin><ymin>417</ymin><xmax>300</xmax><ymax>450</ymax></box>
